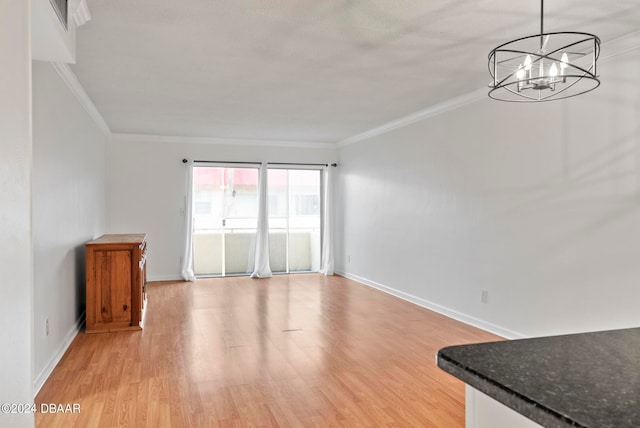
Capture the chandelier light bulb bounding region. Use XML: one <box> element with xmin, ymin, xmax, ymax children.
<box><xmin>524</xmin><ymin>55</ymin><xmax>533</xmax><ymax>70</ymax></box>
<box><xmin>560</xmin><ymin>53</ymin><xmax>569</xmax><ymax>72</ymax></box>
<box><xmin>549</xmin><ymin>63</ymin><xmax>558</xmax><ymax>77</ymax></box>
<box><xmin>516</xmin><ymin>66</ymin><xmax>525</xmax><ymax>80</ymax></box>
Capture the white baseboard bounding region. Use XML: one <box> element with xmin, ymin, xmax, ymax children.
<box><xmin>336</xmin><ymin>271</ymin><xmax>526</xmax><ymax>340</ymax></box>
<box><xmin>147</xmin><ymin>275</ymin><xmax>184</xmax><ymax>282</ymax></box>
<box><xmin>33</xmin><ymin>311</ymin><xmax>85</xmax><ymax>396</ymax></box>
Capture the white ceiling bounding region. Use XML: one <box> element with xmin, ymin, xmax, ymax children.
<box><xmin>71</xmin><ymin>0</ymin><xmax>640</xmax><ymax>144</ymax></box>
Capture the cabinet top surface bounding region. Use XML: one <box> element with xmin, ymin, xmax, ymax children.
<box><xmin>87</xmin><ymin>234</ymin><xmax>147</xmax><ymax>245</ymax></box>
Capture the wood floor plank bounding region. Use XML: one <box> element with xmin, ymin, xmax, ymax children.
<box><xmin>35</xmin><ymin>274</ymin><xmax>501</xmax><ymax>427</ymax></box>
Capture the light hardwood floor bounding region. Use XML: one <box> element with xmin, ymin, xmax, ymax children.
<box><xmin>35</xmin><ymin>274</ymin><xmax>501</xmax><ymax>427</ymax></box>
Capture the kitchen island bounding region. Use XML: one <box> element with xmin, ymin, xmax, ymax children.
<box><xmin>437</xmin><ymin>327</ymin><xmax>640</xmax><ymax>428</ymax></box>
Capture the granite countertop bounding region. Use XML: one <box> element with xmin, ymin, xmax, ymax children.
<box><xmin>437</xmin><ymin>327</ymin><xmax>640</xmax><ymax>428</ymax></box>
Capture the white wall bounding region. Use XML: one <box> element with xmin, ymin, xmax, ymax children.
<box><xmin>106</xmin><ymin>137</ymin><xmax>336</xmax><ymax>280</ymax></box>
<box><xmin>32</xmin><ymin>61</ymin><xmax>107</xmax><ymax>391</ymax></box>
<box><xmin>337</xmin><ymin>47</ymin><xmax>640</xmax><ymax>338</ymax></box>
<box><xmin>0</xmin><ymin>1</ymin><xmax>34</xmax><ymax>426</ymax></box>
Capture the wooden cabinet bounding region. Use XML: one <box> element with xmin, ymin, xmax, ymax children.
<box><xmin>85</xmin><ymin>234</ymin><xmax>147</xmax><ymax>333</ymax></box>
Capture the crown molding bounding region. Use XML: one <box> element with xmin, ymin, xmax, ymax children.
<box><xmin>49</xmin><ymin>62</ymin><xmax>110</xmax><ymax>135</ymax></box>
<box><xmin>48</xmin><ymin>30</ymin><xmax>640</xmax><ymax>150</ymax></box>
<box><xmin>599</xmin><ymin>30</ymin><xmax>640</xmax><ymax>62</ymax></box>
<box><xmin>110</xmin><ymin>133</ymin><xmax>336</xmax><ymax>149</ymax></box>
<box><xmin>337</xmin><ymin>87</ymin><xmax>486</xmax><ymax>147</ymax></box>
<box><xmin>337</xmin><ymin>30</ymin><xmax>640</xmax><ymax>148</ymax></box>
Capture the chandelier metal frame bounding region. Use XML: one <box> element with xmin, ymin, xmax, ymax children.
<box><xmin>488</xmin><ymin>0</ymin><xmax>600</xmax><ymax>102</ymax></box>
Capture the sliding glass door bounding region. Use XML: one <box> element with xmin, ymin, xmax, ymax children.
<box><xmin>190</xmin><ymin>165</ymin><xmax>322</xmax><ymax>277</ymax></box>
<box><xmin>192</xmin><ymin>166</ymin><xmax>259</xmax><ymax>276</ymax></box>
<box><xmin>268</xmin><ymin>169</ymin><xmax>321</xmax><ymax>273</ymax></box>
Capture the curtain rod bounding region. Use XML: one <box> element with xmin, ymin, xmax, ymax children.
<box><xmin>182</xmin><ymin>159</ymin><xmax>337</xmax><ymax>167</ymax></box>
<box><xmin>269</xmin><ymin>162</ymin><xmax>338</xmax><ymax>167</ymax></box>
<box><xmin>184</xmin><ymin>159</ymin><xmax>260</xmax><ymax>165</ymax></box>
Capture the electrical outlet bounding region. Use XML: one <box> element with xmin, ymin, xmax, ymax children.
<box><xmin>45</xmin><ymin>319</ymin><xmax>49</xmax><ymax>336</ymax></box>
<box><xmin>481</xmin><ymin>290</ymin><xmax>489</xmax><ymax>304</ymax></box>
<box><xmin>348</xmin><ymin>255</ymin><xmax>351</xmax><ymax>263</ymax></box>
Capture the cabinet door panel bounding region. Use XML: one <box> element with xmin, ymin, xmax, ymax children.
<box><xmin>95</xmin><ymin>250</ymin><xmax>132</xmax><ymax>324</ymax></box>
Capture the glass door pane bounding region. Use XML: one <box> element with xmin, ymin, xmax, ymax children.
<box><xmin>192</xmin><ymin>167</ymin><xmax>224</xmax><ymax>276</ymax></box>
<box><xmin>267</xmin><ymin>168</ymin><xmax>321</xmax><ymax>273</ymax></box>
<box><xmin>288</xmin><ymin>170</ymin><xmax>321</xmax><ymax>272</ymax></box>
<box><xmin>267</xmin><ymin>169</ymin><xmax>288</xmax><ymax>273</ymax></box>
<box><xmin>223</xmin><ymin>168</ymin><xmax>259</xmax><ymax>275</ymax></box>
<box><xmin>192</xmin><ymin>166</ymin><xmax>258</xmax><ymax>276</ymax></box>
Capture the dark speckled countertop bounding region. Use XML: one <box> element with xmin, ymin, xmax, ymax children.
<box><xmin>437</xmin><ymin>327</ymin><xmax>640</xmax><ymax>428</ymax></box>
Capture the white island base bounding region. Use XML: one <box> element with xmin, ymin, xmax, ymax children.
<box><xmin>466</xmin><ymin>386</ymin><xmax>544</xmax><ymax>428</ymax></box>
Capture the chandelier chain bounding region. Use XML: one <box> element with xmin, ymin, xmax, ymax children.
<box><xmin>540</xmin><ymin>0</ymin><xmax>544</xmax><ymax>49</ymax></box>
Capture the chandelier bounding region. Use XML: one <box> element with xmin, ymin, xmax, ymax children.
<box><xmin>488</xmin><ymin>0</ymin><xmax>600</xmax><ymax>102</ymax></box>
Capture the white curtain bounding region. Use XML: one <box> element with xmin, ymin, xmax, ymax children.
<box><xmin>319</xmin><ymin>166</ymin><xmax>334</xmax><ymax>275</ymax></box>
<box><xmin>181</xmin><ymin>163</ymin><xmax>196</xmax><ymax>281</ymax></box>
<box><xmin>251</xmin><ymin>162</ymin><xmax>272</xmax><ymax>278</ymax></box>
